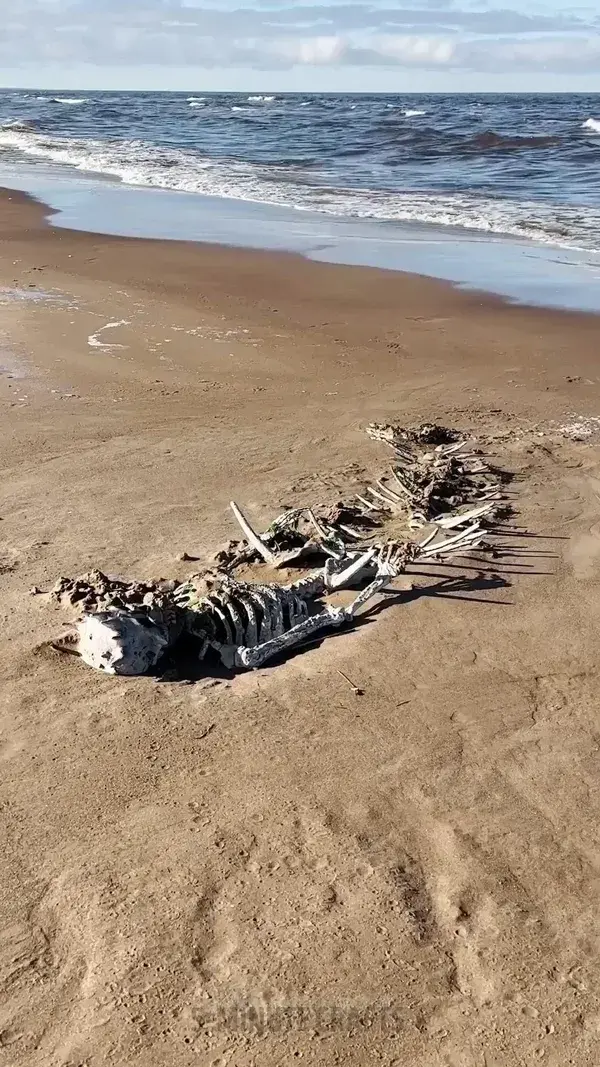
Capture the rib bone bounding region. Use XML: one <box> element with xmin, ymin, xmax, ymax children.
<box><xmin>230</xmin><ymin>500</ymin><xmax>278</xmax><ymax>565</ymax></box>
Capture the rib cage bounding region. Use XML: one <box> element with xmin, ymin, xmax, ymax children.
<box><xmin>358</xmin><ymin>424</ymin><xmax>501</xmax><ymax>529</ymax></box>
<box><xmin>175</xmin><ymin>577</ymin><xmax>313</xmax><ymax>652</ymax></box>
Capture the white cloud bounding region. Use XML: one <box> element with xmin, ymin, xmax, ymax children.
<box><xmin>2</xmin><ymin>0</ymin><xmax>600</xmax><ymax>79</ymax></box>
<box><xmin>370</xmin><ymin>34</ymin><xmax>458</xmax><ymax>64</ymax></box>
<box><xmin>470</xmin><ymin>33</ymin><xmax>600</xmax><ymax>70</ymax></box>
<box><xmin>267</xmin><ymin>34</ymin><xmax>345</xmax><ymax>62</ymax></box>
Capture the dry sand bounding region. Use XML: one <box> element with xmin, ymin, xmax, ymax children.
<box><xmin>1</xmin><ymin>187</ymin><xmax>600</xmax><ymax>1066</ymax></box>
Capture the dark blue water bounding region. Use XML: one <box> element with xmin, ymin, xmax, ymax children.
<box><xmin>1</xmin><ymin>91</ymin><xmax>599</xmax><ymax>251</ymax></box>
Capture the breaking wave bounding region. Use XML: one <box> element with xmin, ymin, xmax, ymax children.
<box><xmin>1</xmin><ymin>118</ymin><xmax>39</xmax><ymax>131</ymax></box>
<box><xmin>583</xmin><ymin>118</ymin><xmax>600</xmax><ymax>134</ymax></box>
<box><xmin>51</xmin><ymin>97</ymin><xmax>87</xmax><ymax>105</ymax></box>
<box><xmin>0</xmin><ymin>124</ymin><xmax>597</xmax><ymax>253</ymax></box>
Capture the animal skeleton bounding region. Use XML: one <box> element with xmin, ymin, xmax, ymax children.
<box><xmin>51</xmin><ymin>422</ymin><xmax>507</xmax><ymax>678</ymax></box>
<box><xmin>218</xmin><ymin>423</ymin><xmax>503</xmax><ymax>572</ymax></box>
<box><xmin>359</xmin><ymin>422</ymin><xmax>502</xmax><ymax>530</ymax></box>
<box><xmin>54</xmin><ymin>524</ymin><xmax>485</xmax><ymax>677</ymax></box>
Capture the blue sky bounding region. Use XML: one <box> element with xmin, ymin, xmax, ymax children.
<box><xmin>2</xmin><ymin>0</ymin><xmax>600</xmax><ymax>91</ymax></box>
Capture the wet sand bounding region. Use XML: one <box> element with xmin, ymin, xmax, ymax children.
<box><xmin>5</xmin><ymin>167</ymin><xmax>600</xmax><ymax>312</ymax></box>
<box><xmin>2</xmin><ymin>186</ymin><xmax>600</xmax><ymax>1066</ymax></box>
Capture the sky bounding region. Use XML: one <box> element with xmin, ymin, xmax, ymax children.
<box><xmin>2</xmin><ymin>0</ymin><xmax>600</xmax><ymax>92</ymax></box>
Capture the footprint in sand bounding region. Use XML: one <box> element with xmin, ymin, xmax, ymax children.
<box><xmin>190</xmin><ymin>884</ymin><xmax>239</xmax><ymax>984</ymax></box>
<box><xmin>566</xmin><ymin>476</ymin><xmax>600</xmax><ymax>578</ymax></box>
<box><xmin>566</xmin><ymin>523</ymin><xmax>600</xmax><ymax>578</ymax></box>
<box><xmin>428</xmin><ymin>823</ymin><xmax>497</xmax><ymax>1007</ymax></box>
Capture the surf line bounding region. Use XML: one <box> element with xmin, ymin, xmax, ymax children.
<box><xmin>87</xmin><ymin>320</ymin><xmax>131</xmax><ymax>350</ymax></box>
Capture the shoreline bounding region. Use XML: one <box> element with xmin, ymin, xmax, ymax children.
<box><xmin>3</xmin><ymin>179</ymin><xmax>600</xmax><ymax>1067</ymax></box>
<box><xmin>2</xmin><ymin>165</ymin><xmax>600</xmax><ymax>314</ymax></box>
<box><xmin>2</xmin><ymin>182</ymin><xmax>600</xmax><ymax>328</ymax></box>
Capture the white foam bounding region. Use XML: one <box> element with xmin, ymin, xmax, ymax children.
<box><xmin>52</xmin><ymin>97</ymin><xmax>87</xmax><ymax>105</ymax></box>
<box><xmin>1</xmin><ymin>119</ymin><xmax>36</xmax><ymax>131</ymax></box>
<box><xmin>583</xmin><ymin>118</ymin><xmax>600</xmax><ymax>134</ymax></box>
<box><xmin>247</xmin><ymin>95</ymin><xmax>275</xmax><ymax>103</ymax></box>
<box><xmin>404</xmin><ymin>109</ymin><xmax>426</xmax><ymax>117</ymax></box>
<box><xmin>188</xmin><ymin>102</ymin><xmax>205</xmax><ymax>109</ymax></box>
<box><xmin>87</xmin><ymin>320</ymin><xmax>130</xmax><ymax>349</ymax></box>
<box><xmin>0</xmin><ymin>126</ymin><xmax>598</xmax><ymax>254</ymax></box>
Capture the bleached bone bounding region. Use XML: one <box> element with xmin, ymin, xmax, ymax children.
<box><xmin>73</xmin><ymin>610</ymin><xmax>173</xmax><ymax>675</ymax></box>
<box><xmin>359</xmin><ymin>422</ymin><xmax>506</xmax><ymax>537</ymax></box>
<box><xmin>389</xmin><ymin>469</ymin><xmax>413</xmax><ymax>497</ymax></box>
<box><xmin>337</xmin><ymin>523</ymin><xmax>363</xmax><ymax>540</ymax></box>
<box><xmin>422</xmin><ymin>521</ymin><xmax>482</xmax><ymax>551</ymax></box>
<box><xmin>375</xmin><ymin>479</ymin><xmax>404</xmax><ymax>503</ymax></box>
<box><xmin>365</xmin><ymin>485</ymin><xmax>403</xmax><ymax>510</ymax></box>
<box><xmin>57</xmin><ymin>518</ymin><xmax>492</xmax><ymax>678</ymax></box>
<box><xmin>356</xmin><ymin>494</ymin><xmax>380</xmax><ymax>512</ymax></box>
<box><xmin>323</xmin><ymin>548</ymin><xmax>377</xmax><ymax>590</ymax></box>
<box><xmin>417</xmin><ymin>528</ymin><xmax>439</xmax><ymax>549</ymax></box>
<box><xmin>307</xmin><ymin>509</ymin><xmax>329</xmax><ymax>540</ymax></box>
<box><xmin>236</xmin><ymin>606</ymin><xmax>348</xmax><ymax>669</ymax></box>
<box><xmin>438</xmin><ymin>441</ymin><xmax>468</xmax><ymax>455</ymax></box>
<box><xmin>435</xmin><ymin>502</ymin><xmax>495</xmax><ymax>529</ymax></box>
<box><xmin>230</xmin><ymin>500</ymin><xmax>278</xmax><ymax>565</ymax></box>
<box><xmin>229</xmin><ymin>501</ymin><xmax>338</xmax><ymax>566</ymax></box>
<box><xmin>53</xmin><ymin>420</ymin><xmax>508</xmax><ymax>679</ymax></box>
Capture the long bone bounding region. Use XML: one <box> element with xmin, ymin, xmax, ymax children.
<box><xmin>234</xmin><ymin>523</ymin><xmax>483</xmax><ymax>670</ymax></box>
<box><xmin>229</xmin><ymin>500</ymin><xmax>278</xmax><ymax>565</ymax></box>
<box><xmin>230</xmin><ymin>501</ymin><xmax>347</xmax><ymax>566</ymax></box>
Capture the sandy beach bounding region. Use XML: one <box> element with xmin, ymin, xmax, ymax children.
<box><xmin>3</xmin><ymin>185</ymin><xmax>600</xmax><ymax>1066</ymax></box>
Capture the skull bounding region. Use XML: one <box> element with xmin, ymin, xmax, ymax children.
<box><xmin>72</xmin><ymin>609</ymin><xmax>172</xmax><ymax>675</ymax></box>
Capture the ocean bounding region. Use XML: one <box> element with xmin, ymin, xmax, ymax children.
<box><xmin>1</xmin><ymin>91</ymin><xmax>599</xmax><ymax>255</ymax></box>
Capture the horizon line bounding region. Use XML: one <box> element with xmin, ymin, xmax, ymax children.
<box><xmin>1</xmin><ymin>86</ymin><xmax>598</xmax><ymax>95</ymax></box>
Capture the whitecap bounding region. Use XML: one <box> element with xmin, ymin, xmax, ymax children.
<box><xmin>1</xmin><ymin>125</ymin><xmax>598</xmax><ymax>255</ymax></box>
<box><xmin>583</xmin><ymin>118</ymin><xmax>600</xmax><ymax>134</ymax></box>
<box><xmin>247</xmin><ymin>95</ymin><xmax>275</xmax><ymax>103</ymax></box>
<box><xmin>1</xmin><ymin>119</ymin><xmax>38</xmax><ymax>131</ymax></box>
<box><xmin>404</xmin><ymin>109</ymin><xmax>426</xmax><ymax>117</ymax></box>
<box><xmin>51</xmin><ymin>97</ymin><xmax>87</xmax><ymax>105</ymax></box>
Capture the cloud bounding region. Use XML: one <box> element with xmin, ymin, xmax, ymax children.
<box><xmin>248</xmin><ymin>31</ymin><xmax>600</xmax><ymax>72</ymax></box>
<box><xmin>3</xmin><ymin>0</ymin><xmax>600</xmax><ymax>76</ymax></box>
